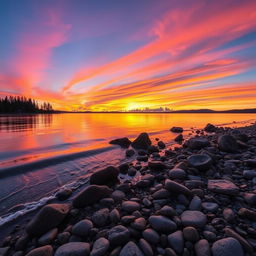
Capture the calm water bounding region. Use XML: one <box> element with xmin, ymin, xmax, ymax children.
<box><xmin>0</xmin><ymin>113</ymin><xmax>255</xmax><ymax>224</ymax></box>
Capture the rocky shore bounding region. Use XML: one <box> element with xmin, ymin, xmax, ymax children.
<box><xmin>1</xmin><ymin>122</ymin><xmax>256</xmax><ymax>256</ymax></box>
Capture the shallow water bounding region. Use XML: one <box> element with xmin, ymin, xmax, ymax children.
<box><xmin>0</xmin><ymin>113</ymin><xmax>255</xmax><ymax>225</ymax></box>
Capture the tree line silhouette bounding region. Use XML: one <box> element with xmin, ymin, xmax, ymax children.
<box><xmin>0</xmin><ymin>96</ymin><xmax>54</xmax><ymax>113</ymax></box>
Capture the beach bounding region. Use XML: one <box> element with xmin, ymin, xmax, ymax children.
<box><xmin>1</xmin><ymin>119</ymin><xmax>256</xmax><ymax>256</ymax></box>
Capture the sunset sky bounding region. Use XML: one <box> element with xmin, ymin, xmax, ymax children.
<box><xmin>0</xmin><ymin>0</ymin><xmax>256</xmax><ymax>111</ymax></box>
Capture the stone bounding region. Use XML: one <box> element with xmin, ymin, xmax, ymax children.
<box><xmin>243</xmin><ymin>170</ymin><xmax>256</xmax><ymax>179</ymax></box>
<box><xmin>170</xmin><ymin>127</ymin><xmax>183</xmax><ymax>133</ymax></box>
<box><xmin>238</xmin><ymin>208</ymin><xmax>256</xmax><ymax>221</ymax></box>
<box><xmin>128</xmin><ymin>167</ymin><xmax>137</xmax><ymax>176</ymax></box>
<box><xmin>223</xmin><ymin>208</ymin><xmax>235</xmax><ymax>222</ymax></box>
<box><xmin>212</xmin><ymin>238</ymin><xmax>243</xmax><ymax>256</ymax></box>
<box><xmin>91</xmin><ymin>237</ymin><xmax>110</xmax><ymax>256</ymax></box>
<box><xmin>111</xmin><ymin>190</ymin><xmax>125</xmax><ymax>202</ymax></box>
<box><xmin>149</xmin><ymin>215</ymin><xmax>177</xmax><ymax>233</ymax></box>
<box><xmin>38</xmin><ymin>228</ymin><xmax>58</xmax><ymax>245</ymax></box>
<box><xmin>165</xmin><ymin>179</ymin><xmax>191</xmax><ymax>196</ymax></box>
<box><xmin>158</xmin><ymin>141</ymin><xmax>166</xmax><ymax>149</ymax></box>
<box><xmin>56</xmin><ymin>189</ymin><xmax>72</xmax><ymax>201</ymax></box>
<box><xmin>126</xmin><ymin>149</ymin><xmax>135</xmax><ymax>157</ymax></box>
<box><xmin>108</xmin><ymin>225</ymin><xmax>130</xmax><ymax>246</ymax></box>
<box><xmin>169</xmin><ymin>168</ymin><xmax>186</xmax><ymax>180</ymax></box>
<box><xmin>55</xmin><ymin>242</ymin><xmax>90</xmax><ymax>256</ymax></box>
<box><xmin>186</xmin><ymin>138</ymin><xmax>210</xmax><ymax>150</ymax></box>
<box><xmin>174</xmin><ymin>134</ymin><xmax>183</xmax><ymax>142</ymax></box>
<box><xmin>218</xmin><ymin>135</ymin><xmax>238</xmax><ymax>153</ymax></box>
<box><xmin>122</xmin><ymin>201</ymin><xmax>140</xmax><ymax>212</ymax></box>
<box><xmin>72</xmin><ymin>185</ymin><xmax>112</xmax><ymax>208</ymax></box>
<box><xmin>15</xmin><ymin>234</ymin><xmax>29</xmax><ymax>251</ymax></box>
<box><xmin>131</xmin><ymin>217</ymin><xmax>147</xmax><ymax>230</ymax></box>
<box><xmin>92</xmin><ymin>208</ymin><xmax>109</xmax><ymax>227</ymax></box>
<box><xmin>208</xmin><ymin>180</ymin><xmax>239</xmax><ymax>196</ymax></box>
<box><xmin>183</xmin><ymin>227</ymin><xmax>199</xmax><ymax>242</ymax></box>
<box><xmin>158</xmin><ymin>205</ymin><xmax>176</xmax><ymax>217</ymax></box>
<box><xmin>131</xmin><ymin>133</ymin><xmax>152</xmax><ymax>150</ymax></box>
<box><xmin>25</xmin><ymin>246</ymin><xmax>53</xmax><ymax>256</ymax></box>
<box><xmin>109</xmin><ymin>137</ymin><xmax>131</xmax><ymax>148</ymax></box>
<box><xmin>189</xmin><ymin>196</ymin><xmax>201</xmax><ymax>210</ymax></box>
<box><xmin>187</xmin><ymin>154</ymin><xmax>212</xmax><ymax>171</ymax></box>
<box><xmin>72</xmin><ymin>219</ymin><xmax>93</xmax><ymax>237</ymax></box>
<box><xmin>202</xmin><ymin>202</ymin><xmax>219</xmax><ymax>212</ymax></box>
<box><xmin>139</xmin><ymin>239</ymin><xmax>153</xmax><ymax>256</ymax></box>
<box><xmin>26</xmin><ymin>204</ymin><xmax>70</xmax><ymax>237</ymax></box>
<box><xmin>0</xmin><ymin>248</ymin><xmax>9</xmax><ymax>256</ymax></box>
<box><xmin>181</xmin><ymin>210</ymin><xmax>207</xmax><ymax>228</ymax></box>
<box><xmin>119</xmin><ymin>163</ymin><xmax>129</xmax><ymax>174</ymax></box>
<box><xmin>57</xmin><ymin>232</ymin><xmax>70</xmax><ymax>244</ymax></box>
<box><xmin>119</xmin><ymin>241</ymin><xmax>144</xmax><ymax>256</ymax></box>
<box><xmin>165</xmin><ymin>248</ymin><xmax>177</xmax><ymax>256</ymax></box>
<box><xmin>168</xmin><ymin>230</ymin><xmax>184</xmax><ymax>254</ymax></box>
<box><xmin>142</xmin><ymin>229</ymin><xmax>160</xmax><ymax>244</ymax></box>
<box><xmin>152</xmin><ymin>189</ymin><xmax>170</xmax><ymax>199</ymax></box>
<box><xmin>148</xmin><ymin>161</ymin><xmax>166</xmax><ymax>171</ymax></box>
<box><xmin>90</xmin><ymin>166</ymin><xmax>119</xmax><ymax>186</ymax></box>
<box><xmin>243</xmin><ymin>193</ymin><xmax>256</xmax><ymax>205</ymax></box>
<box><xmin>204</xmin><ymin>123</ymin><xmax>217</xmax><ymax>133</ymax></box>
<box><xmin>195</xmin><ymin>239</ymin><xmax>210</xmax><ymax>256</ymax></box>
<box><xmin>109</xmin><ymin>209</ymin><xmax>120</xmax><ymax>223</ymax></box>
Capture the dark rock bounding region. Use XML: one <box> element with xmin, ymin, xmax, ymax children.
<box><xmin>238</xmin><ymin>208</ymin><xmax>256</xmax><ymax>221</ymax></box>
<box><xmin>195</xmin><ymin>239</ymin><xmax>210</xmax><ymax>256</ymax></box>
<box><xmin>148</xmin><ymin>161</ymin><xmax>166</xmax><ymax>171</ymax></box>
<box><xmin>158</xmin><ymin>205</ymin><xmax>177</xmax><ymax>217</ymax></box>
<box><xmin>55</xmin><ymin>242</ymin><xmax>90</xmax><ymax>256</ymax></box>
<box><xmin>243</xmin><ymin>170</ymin><xmax>256</xmax><ymax>179</ymax></box>
<box><xmin>183</xmin><ymin>226</ymin><xmax>199</xmax><ymax>242</ymax></box>
<box><xmin>204</xmin><ymin>123</ymin><xmax>217</xmax><ymax>133</ymax></box>
<box><xmin>202</xmin><ymin>202</ymin><xmax>219</xmax><ymax>212</ymax></box>
<box><xmin>119</xmin><ymin>163</ymin><xmax>129</xmax><ymax>174</ymax></box>
<box><xmin>92</xmin><ymin>208</ymin><xmax>109</xmax><ymax>227</ymax></box>
<box><xmin>149</xmin><ymin>215</ymin><xmax>177</xmax><ymax>233</ymax></box>
<box><xmin>142</xmin><ymin>228</ymin><xmax>160</xmax><ymax>244</ymax></box>
<box><xmin>72</xmin><ymin>219</ymin><xmax>93</xmax><ymax>237</ymax></box>
<box><xmin>170</xmin><ymin>127</ymin><xmax>183</xmax><ymax>133</ymax></box>
<box><xmin>168</xmin><ymin>230</ymin><xmax>184</xmax><ymax>254</ymax></box>
<box><xmin>128</xmin><ymin>167</ymin><xmax>137</xmax><ymax>176</ymax></box>
<box><xmin>109</xmin><ymin>209</ymin><xmax>120</xmax><ymax>223</ymax></box>
<box><xmin>165</xmin><ymin>248</ymin><xmax>177</xmax><ymax>256</ymax></box>
<box><xmin>56</xmin><ymin>189</ymin><xmax>72</xmax><ymax>201</ymax></box>
<box><xmin>26</xmin><ymin>204</ymin><xmax>70</xmax><ymax>237</ymax></box>
<box><xmin>245</xmin><ymin>159</ymin><xmax>256</xmax><ymax>168</ymax></box>
<box><xmin>186</xmin><ymin>137</ymin><xmax>210</xmax><ymax>150</ymax></box>
<box><xmin>73</xmin><ymin>185</ymin><xmax>112</xmax><ymax>208</ymax></box>
<box><xmin>139</xmin><ymin>238</ymin><xmax>153</xmax><ymax>256</ymax></box>
<box><xmin>108</xmin><ymin>225</ymin><xmax>130</xmax><ymax>246</ymax></box>
<box><xmin>0</xmin><ymin>247</ymin><xmax>9</xmax><ymax>256</ymax></box>
<box><xmin>111</xmin><ymin>190</ymin><xmax>125</xmax><ymax>202</ymax></box>
<box><xmin>218</xmin><ymin>135</ymin><xmax>238</xmax><ymax>153</ymax></box>
<box><xmin>15</xmin><ymin>234</ymin><xmax>29</xmax><ymax>251</ymax></box>
<box><xmin>91</xmin><ymin>237</ymin><xmax>110</xmax><ymax>256</ymax></box>
<box><xmin>187</xmin><ymin>154</ymin><xmax>212</xmax><ymax>171</ymax></box>
<box><xmin>38</xmin><ymin>228</ymin><xmax>58</xmax><ymax>245</ymax></box>
<box><xmin>131</xmin><ymin>217</ymin><xmax>146</xmax><ymax>231</ymax></box>
<box><xmin>90</xmin><ymin>166</ymin><xmax>119</xmax><ymax>186</ymax></box>
<box><xmin>152</xmin><ymin>189</ymin><xmax>170</xmax><ymax>199</ymax></box>
<box><xmin>109</xmin><ymin>137</ymin><xmax>131</xmax><ymax>148</ymax></box>
<box><xmin>169</xmin><ymin>168</ymin><xmax>186</xmax><ymax>179</ymax></box>
<box><xmin>119</xmin><ymin>241</ymin><xmax>144</xmax><ymax>256</ymax></box>
<box><xmin>158</xmin><ymin>141</ymin><xmax>166</xmax><ymax>149</ymax></box>
<box><xmin>25</xmin><ymin>245</ymin><xmax>53</xmax><ymax>256</ymax></box>
<box><xmin>212</xmin><ymin>238</ymin><xmax>243</xmax><ymax>256</ymax></box>
<box><xmin>181</xmin><ymin>210</ymin><xmax>207</xmax><ymax>228</ymax></box>
<box><xmin>165</xmin><ymin>179</ymin><xmax>191</xmax><ymax>196</ymax></box>
<box><xmin>57</xmin><ymin>232</ymin><xmax>70</xmax><ymax>244</ymax></box>
<box><xmin>174</xmin><ymin>134</ymin><xmax>183</xmax><ymax>142</ymax></box>
<box><xmin>122</xmin><ymin>201</ymin><xmax>140</xmax><ymax>212</ymax></box>
<box><xmin>126</xmin><ymin>149</ymin><xmax>135</xmax><ymax>157</ymax></box>
<box><xmin>243</xmin><ymin>193</ymin><xmax>256</xmax><ymax>205</ymax></box>
<box><xmin>131</xmin><ymin>133</ymin><xmax>152</xmax><ymax>150</ymax></box>
<box><xmin>208</xmin><ymin>180</ymin><xmax>239</xmax><ymax>196</ymax></box>
<box><xmin>189</xmin><ymin>196</ymin><xmax>201</xmax><ymax>210</ymax></box>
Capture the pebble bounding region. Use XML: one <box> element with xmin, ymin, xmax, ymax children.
<box><xmin>167</xmin><ymin>230</ymin><xmax>184</xmax><ymax>254</ymax></box>
<box><xmin>208</xmin><ymin>179</ymin><xmax>239</xmax><ymax>196</ymax></box>
<box><xmin>189</xmin><ymin>196</ymin><xmax>202</xmax><ymax>210</ymax></box>
<box><xmin>195</xmin><ymin>239</ymin><xmax>211</xmax><ymax>256</ymax></box>
<box><xmin>55</xmin><ymin>242</ymin><xmax>90</xmax><ymax>256</ymax></box>
<box><xmin>119</xmin><ymin>241</ymin><xmax>144</xmax><ymax>256</ymax></box>
<box><xmin>108</xmin><ymin>225</ymin><xmax>130</xmax><ymax>246</ymax></box>
<box><xmin>181</xmin><ymin>210</ymin><xmax>207</xmax><ymax>228</ymax></box>
<box><xmin>122</xmin><ymin>201</ymin><xmax>140</xmax><ymax>212</ymax></box>
<box><xmin>223</xmin><ymin>208</ymin><xmax>235</xmax><ymax>223</ymax></box>
<box><xmin>142</xmin><ymin>228</ymin><xmax>160</xmax><ymax>244</ymax></box>
<box><xmin>90</xmin><ymin>237</ymin><xmax>110</xmax><ymax>256</ymax></box>
<box><xmin>109</xmin><ymin>209</ymin><xmax>120</xmax><ymax>223</ymax></box>
<box><xmin>238</xmin><ymin>207</ymin><xmax>256</xmax><ymax>221</ymax></box>
<box><xmin>38</xmin><ymin>228</ymin><xmax>58</xmax><ymax>245</ymax></box>
<box><xmin>202</xmin><ymin>202</ymin><xmax>219</xmax><ymax>212</ymax></box>
<box><xmin>72</xmin><ymin>219</ymin><xmax>93</xmax><ymax>237</ymax></box>
<box><xmin>91</xmin><ymin>208</ymin><xmax>109</xmax><ymax>227</ymax></box>
<box><xmin>165</xmin><ymin>179</ymin><xmax>191</xmax><ymax>196</ymax></box>
<box><xmin>183</xmin><ymin>226</ymin><xmax>200</xmax><ymax>242</ymax></box>
<box><xmin>131</xmin><ymin>217</ymin><xmax>147</xmax><ymax>230</ymax></box>
<box><xmin>187</xmin><ymin>154</ymin><xmax>212</xmax><ymax>171</ymax></box>
<box><xmin>169</xmin><ymin>168</ymin><xmax>187</xmax><ymax>180</ymax></box>
<box><xmin>149</xmin><ymin>215</ymin><xmax>177</xmax><ymax>233</ymax></box>
<box><xmin>139</xmin><ymin>238</ymin><xmax>153</xmax><ymax>256</ymax></box>
<box><xmin>25</xmin><ymin>245</ymin><xmax>53</xmax><ymax>256</ymax></box>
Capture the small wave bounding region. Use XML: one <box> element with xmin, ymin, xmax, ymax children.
<box><xmin>215</xmin><ymin>118</ymin><xmax>256</xmax><ymax>127</ymax></box>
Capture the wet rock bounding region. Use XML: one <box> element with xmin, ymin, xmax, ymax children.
<box><xmin>109</xmin><ymin>137</ymin><xmax>131</xmax><ymax>148</ymax></box>
<box><xmin>131</xmin><ymin>133</ymin><xmax>152</xmax><ymax>150</ymax></box>
<box><xmin>174</xmin><ymin>134</ymin><xmax>183</xmax><ymax>142</ymax></box>
<box><xmin>90</xmin><ymin>166</ymin><xmax>119</xmax><ymax>186</ymax></box>
<box><xmin>152</xmin><ymin>188</ymin><xmax>170</xmax><ymax>199</ymax></box>
<box><xmin>142</xmin><ymin>229</ymin><xmax>160</xmax><ymax>244</ymax></box>
<box><xmin>91</xmin><ymin>237</ymin><xmax>110</xmax><ymax>256</ymax></box>
<box><xmin>238</xmin><ymin>208</ymin><xmax>256</xmax><ymax>221</ymax></box>
<box><xmin>181</xmin><ymin>210</ymin><xmax>207</xmax><ymax>228</ymax></box>
<box><xmin>119</xmin><ymin>241</ymin><xmax>144</xmax><ymax>256</ymax></box>
<box><xmin>139</xmin><ymin>238</ymin><xmax>153</xmax><ymax>256</ymax></box>
<box><xmin>168</xmin><ymin>230</ymin><xmax>184</xmax><ymax>254</ymax></box>
<box><xmin>169</xmin><ymin>168</ymin><xmax>186</xmax><ymax>180</ymax></box>
<box><xmin>26</xmin><ymin>204</ymin><xmax>70</xmax><ymax>237</ymax></box>
<box><xmin>38</xmin><ymin>228</ymin><xmax>58</xmax><ymax>245</ymax></box>
<box><xmin>189</xmin><ymin>196</ymin><xmax>202</xmax><ymax>210</ymax></box>
<box><xmin>55</xmin><ymin>242</ymin><xmax>90</xmax><ymax>256</ymax></box>
<box><xmin>186</xmin><ymin>137</ymin><xmax>210</xmax><ymax>150</ymax></box>
<box><xmin>122</xmin><ymin>201</ymin><xmax>140</xmax><ymax>212</ymax></box>
<box><xmin>158</xmin><ymin>205</ymin><xmax>177</xmax><ymax>217</ymax></box>
<box><xmin>119</xmin><ymin>163</ymin><xmax>129</xmax><ymax>174</ymax></box>
<box><xmin>195</xmin><ymin>239</ymin><xmax>210</xmax><ymax>256</ymax></box>
<box><xmin>202</xmin><ymin>202</ymin><xmax>219</xmax><ymax>212</ymax></box>
<box><xmin>170</xmin><ymin>127</ymin><xmax>183</xmax><ymax>133</ymax></box>
<box><xmin>149</xmin><ymin>215</ymin><xmax>177</xmax><ymax>233</ymax></box>
<box><xmin>212</xmin><ymin>237</ymin><xmax>243</xmax><ymax>256</ymax></box>
<box><xmin>56</xmin><ymin>189</ymin><xmax>72</xmax><ymax>201</ymax></box>
<box><xmin>109</xmin><ymin>209</ymin><xmax>120</xmax><ymax>223</ymax></box>
<box><xmin>218</xmin><ymin>135</ymin><xmax>238</xmax><ymax>153</ymax></box>
<box><xmin>165</xmin><ymin>179</ymin><xmax>191</xmax><ymax>196</ymax></box>
<box><xmin>158</xmin><ymin>141</ymin><xmax>166</xmax><ymax>149</ymax></box>
<box><xmin>108</xmin><ymin>225</ymin><xmax>130</xmax><ymax>246</ymax></box>
<box><xmin>128</xmin><ymin>167</ymin><xmax>137</xmax><ymax>176</ymax></box>
<box><xmin>92</xmin><ymin>208</ymin><xmax>109</xmax><ymax>227</ymax></box>
<box><xmin>72</xmin><ymin>219</ymin><xmax>93</xmax><ymax>237</ymax></box>
<box><xmin>131</xmin><ymin>217</ymin><xmax>147</xmax><ymax>230</ymax></box>
<box><xmin>148</xmin><ymin>161</ymin><xmax>166</xmax><ymax>171</ymax></box>
<box><xmin>183</xmin><ymin>226</ymin><xmax>199</xmax><ymax>242</ymax></box>
<box><xmin>72</xmin><ymin>185</ymin><xmax>112</xmax><ymax>208</ymax></box>
<box><xmin>204</xmin><ymin>123</ymin><xmax>217</xmax><ymax>133</ymax></box>
<box><xmin>111</xmin><ymin>190</ymin><xmax>125</xmax><ymax>202</ymax></box>
<box><xmin>187</xmin><ymin>154</ymin><xmax>212</xmax><ymax>171</ymax></box>
<box><xmin>25</xmin><ymin>245</ymin><xmax>53</xmax><ymax>256</ymax></box>
<box><xmin>126</xmin><ymin>149</ymin><xmax>135</xmax><ymax>157</ymax></box>
<box><xmin>208</xmin><ymin>180</ymin><xmax>239</xmax><ymax>196</ymax></box>
<box><xmin>223</xmin><ymin>208</ymin><xmax>235</xmax><ymax>223</ymax></box>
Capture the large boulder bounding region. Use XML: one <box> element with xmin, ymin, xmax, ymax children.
<box><xmin>26</xmin><ymin>204</ymin><xmax>70</xmax><ymax>237</ymax></box>
<box><xmin>90</xmin><ymin>166</ymin><xmax>119</xmax><ymax>186</ymax></box>
<box><xmin>187</xmin><ymin>154</ymin><xmax>212</xmax><ymax>171</ymax></box>
<box><xmin>72</xmin><ymin>185</ymin><xmax>112</xmax><ymax>208</ymax></box>
<box><xmin>131</xmin><ymin>133</ymin><xmax>151</xmax><ymax>150</ymax></box>
<box><xmin>109</xmin><ymin>137</ymin><xmax>131</xmax><ymax>148</ymax></box>
<box><xmin>218</xmin><ymin>135</ymin><xmax>238</xmax><ymax>153</ymax></box>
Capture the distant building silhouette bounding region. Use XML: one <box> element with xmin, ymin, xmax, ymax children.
<box><xmin>0</xmin><ymin>96</ymin><xmax>53</xmax><ymax>113</ymax></box>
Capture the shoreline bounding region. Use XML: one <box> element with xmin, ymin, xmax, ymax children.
<box><xmin>1</xmin><ymin>122</ymin><xmax>256</xmax><ymax>256</ymax></box>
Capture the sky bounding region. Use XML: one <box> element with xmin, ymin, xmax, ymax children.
<box><xmin>0</xmin><ymin>0</ymin><xmax>256</xmax><ymax>111</ymax></box>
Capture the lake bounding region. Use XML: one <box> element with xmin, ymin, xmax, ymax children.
<box><xmin>0</xmin><ymin>113</ymin><xmax>255</xmax><ymax>225</ymax></box>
